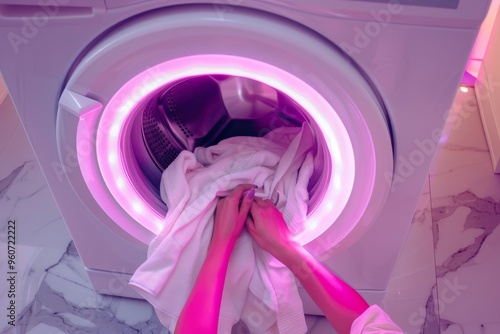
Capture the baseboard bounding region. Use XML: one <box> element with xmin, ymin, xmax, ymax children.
<box><xmin>475</xmin><ymin>61</ymin><xmax>500</xmax><ymax>174</ymax></box>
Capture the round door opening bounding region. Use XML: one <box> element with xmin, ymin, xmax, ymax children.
<box><xmin>90</xmin><ymin>55</ymin><xmax>356</xmax><ymax>246</ymax></box>
<box><xmin>57</xmin><ymin>7</ymin><xmax>393</xmax><ymax>253</ymax></box>
<box><xmin>128</xmin><ymin>75</ymin><xmax>321</xmax><ymax>204</ymax></box>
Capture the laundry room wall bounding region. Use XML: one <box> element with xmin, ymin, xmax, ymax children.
<box><xmin>476</xmin><ymin>3</ymin><xmax>500</xmax><ymax>173</ymax></box>
<box><xmin>466</xmin><ymin>0</ymin><xmax>500</xmax><ymax>77</ymax></box>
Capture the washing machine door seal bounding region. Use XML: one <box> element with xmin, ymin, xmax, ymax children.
<box><xmin>56</xmin><ymin>5</ymin><xmax>393</xmax><ymax>255</ymax></box>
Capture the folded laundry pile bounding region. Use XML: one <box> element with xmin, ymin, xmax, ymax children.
<box><xmin>130</xmin><ymin>123</ymin><xmax>315</xmax><ymax>334</ymax></box>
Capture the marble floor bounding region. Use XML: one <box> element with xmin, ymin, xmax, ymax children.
<box><xmin>1</xmin><ymin>86</ymin><xmax>499</xmax><ymax>334</ymax></box>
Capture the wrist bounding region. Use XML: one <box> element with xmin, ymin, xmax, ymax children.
<box><xmin>209</xmin><ymin>236</ymin><xmax>236</xmax><ymax>254</ymax></box>
<box><xmin>273</xmin><ymin>240</ymin><xmax>303</xmax><ymax>266</ymax></box>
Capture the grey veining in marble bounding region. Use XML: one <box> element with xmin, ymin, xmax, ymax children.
<box><xmin>433</xmin><ymin>192</ymin><xmax>500</xmax><ymax>277</ymax></box>
<box><xmin>432</xmin><ymin>193</ymin><xmax>500</xmax><ymax>334</ymax></box>
<box><xmin>2</xmin><ymin>86</ymin><xmax>500</xmax><ymax>334</ymax></box>
<box><xmin>382</xmin><ymin>178</ymin><xmax>440</xmax><ymax>334</ymax></box>
<box><xmin>429</xmin><ymin>88</ymin><xmax>500</xmax><ymax>334</ymax></box>
<box><xmin>2</xmin><ymin>242</ymin><xmax>167</xmax><ymax>334</ymax></box>
<box><xmin>0</xmin><ymin>164</ymin><xmax>24</xmax><ymax>198</ymax></box>
<box><xmin>418</xmin><ymin>286</ymin><xmax>440</xmax><ymax>334</ymax></box>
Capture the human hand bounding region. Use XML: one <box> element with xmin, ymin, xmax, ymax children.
<box><xmin>246</xmin><ymin>197</ymin><xmax>300</xmax><ymax>260</ymax></box>
<box><xmin>212</xmin><ymin>184</ymin><xmax>256</xmax><ymax>247</ymax></box>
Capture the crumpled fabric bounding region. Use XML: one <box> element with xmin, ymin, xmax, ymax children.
<box><xmin>350</xmin><ymin>305</ymin><xmax>404</xmax><ymax>334</ymax></box>
<box><xmin>130</xmin><ymin>124</ymin><xmax>315</xmax><ymax>334</ymax></box>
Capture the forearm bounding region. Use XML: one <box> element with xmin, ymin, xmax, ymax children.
<box><xmin>175</xmin><ymin>241</ymin><xmax>233</xmax><ymax>334</ymax></box>
<box><xmin>278</xmin><ymin>245</ymin><xmax>369</xmax><ymax>334</ymax></box>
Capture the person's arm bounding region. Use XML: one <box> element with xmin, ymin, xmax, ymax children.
<box><xmin>277</xmin><ymin>243</ymin><xmax>369</xmax><ymax>334</ymax></box>
<box><xmin>174</xmin><ymin>184</ymin><xmax>256</xmax><ymax>334</ymax></box>
<box><xmin>245</xmin><ymin>197</ymin><xmax>369</xmax><ymax>334</ymax></box>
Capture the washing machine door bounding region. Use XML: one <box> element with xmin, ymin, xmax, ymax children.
<box><xmin>57</xmin><ymin>5</ymin><xmax>393</xmax><ymax>256</ymax></box>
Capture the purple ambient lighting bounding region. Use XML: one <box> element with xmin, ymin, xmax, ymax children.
<box><xmin>79</xmin><ymin>54</ymin><xmax>355</xmax><ymax>245</ymax></box>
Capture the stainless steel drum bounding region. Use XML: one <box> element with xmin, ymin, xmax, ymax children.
<box><xmin>141</xmin><ymin>75</ymin><xmax>305</xmax><ymax>171</ymax></box>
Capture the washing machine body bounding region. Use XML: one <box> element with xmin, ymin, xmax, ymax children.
<box><xmin>0</xmin><ymin>0</ymin><xmax>490</xmax><ymax>313</ymax></box>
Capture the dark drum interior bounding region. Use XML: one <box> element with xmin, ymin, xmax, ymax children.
<box><xmin>123</xmin><ymin>75</ymin><xmax>330</xmax><ymax>214</ymax></box>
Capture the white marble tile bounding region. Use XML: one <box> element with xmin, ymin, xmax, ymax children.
<box><xmin>4</xmin><ymin>84</ymin><xmax>499</xmax><ymax>334</ymax></box>
<box><xmin>26</xmin><ymin>323</ymin><xmax>66</xmax><ymax>334</ymax></box>
<box><xmin>0</xmin><ymin>97</ymin><xmax>166</xmax><ymax>333</ymax></box>
<box><xmin>432</xmin><ymin>205</ymin><xmax>483</xmax><ymax>268</ymax></box>
<box><xmin>432</xmin><ymin>194</ymin><xmax>500</xmax><ymax>333</ymax></box>
<box><xmin>0</xmin><ymin>162</ymin><xmax>74</xmax><ymax>332</ymax></box>
<box><xmin>0</xmin><ymin>193</ymin><xmax>165</xmax><ymax>331</ymax></box>
<box><xmin>430</xmin><ymin>87</ymin><xmax>500</xmax><ymax>333</ymax></box>
<box><xmin>1</xmin><ymin>236</ymin><xmax>167</xmax><ymax>333</ymax></box>
<box><xmin>441</xmin><ymin>323</ymin><xmax>500</xmax><ymax>334</ymax></box>
<box><xmin>383</xmin><ymin>178</ymin><xmax>440</xmax><ymax>334</ymax></box>
<box><xmin>430</xmin><ymin>89</ymin><xmax>500</xmax><ymax>202</ymax></box>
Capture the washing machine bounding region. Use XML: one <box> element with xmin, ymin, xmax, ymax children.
<box><xmin>0</xmin><ymin>0</ymin><xmax>490</xmax><ymax>319</ymax></box>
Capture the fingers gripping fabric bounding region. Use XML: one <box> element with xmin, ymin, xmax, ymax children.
<box><xmin>130</xmin><ymin>124</ymin><xmax>315</xmax><ymax>334</ymax></box>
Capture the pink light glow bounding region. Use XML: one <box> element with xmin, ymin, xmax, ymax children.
<box><xmin>92</xmin><ymin>55</ymin><xmax>356</xmax><ymax>245</ymax></box>
<box><xmin>467</xmin><ymin>0</ymin><xmax>500</xmax><ymax>77</ymax></box>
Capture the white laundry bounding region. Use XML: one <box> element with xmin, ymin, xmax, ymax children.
<box><xmin>350</xmin><ymin>305</ymin><xmax>404</xmax><ymax>333</ymax></box>
<box><xmin>129</xmin><ymin>124</ymin><xmax>315</xmax><ymax>334</ymax></box>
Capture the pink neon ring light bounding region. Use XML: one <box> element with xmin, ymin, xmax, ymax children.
<box><xmin>91</xmin><ymin>54</ymin><xmax>355</xmax><ymax>245</ymax></box>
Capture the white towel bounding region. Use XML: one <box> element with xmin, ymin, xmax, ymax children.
<box><xmin>129</xmin><ymin>124</ymin><xmax>315</xmax><ymax>334</ymax></box>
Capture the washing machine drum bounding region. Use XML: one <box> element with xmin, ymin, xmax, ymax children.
<box><xmin>56</xmin><ymin>6</ymin><xmax>393</xmax><ymax>256</ymax></box>
<box><xmin>141</xmin><ymin>75</ymin><xmax>305</xmax><ymax>173</ymax></box>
